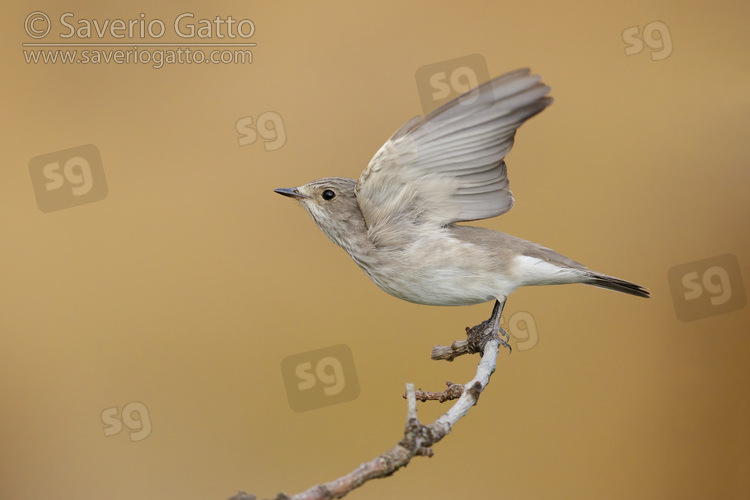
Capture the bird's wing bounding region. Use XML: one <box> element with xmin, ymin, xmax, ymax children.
<box><xmin>356</xmin><ymin>68</ymin><xmax>552</xmax><ymax>247</ymax></box>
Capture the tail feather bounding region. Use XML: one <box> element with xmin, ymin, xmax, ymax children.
<box><xmin>586</xmin><ymin>273</ymin><xmax>651</xmax><ymax>298</ymax></box>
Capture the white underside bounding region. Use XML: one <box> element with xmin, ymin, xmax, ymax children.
<box><xmin>361</xmin><ymin>244</ymin><xmax>588</xmax><ymax>307</ymax></box>
<box><xmin>512</xmin><ymin>255</ymin><xmax>587</xmax><ymax>287</ymax></box>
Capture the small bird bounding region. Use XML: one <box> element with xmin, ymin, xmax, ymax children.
<box><xmin>276</xmin><ymin>68</ymin><xmax>649</xmax><ymax>346</ymax></box>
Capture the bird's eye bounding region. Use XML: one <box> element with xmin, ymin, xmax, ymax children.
<box><xmin>322</xmin><ymin>189</ymin><xmax>336</xmax><ymax>200</ymax></box>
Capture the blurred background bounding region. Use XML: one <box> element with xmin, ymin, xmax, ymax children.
<box><xmin>2</xmin><ymin>1</ymin><xmax>749</xmax><ymax>498</ymax></box>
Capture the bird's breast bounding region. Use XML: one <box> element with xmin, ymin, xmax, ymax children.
<box><xmin>346</xmin><ymin>232</ymin><xmax>516</xmax><ymax>306</ymax></box>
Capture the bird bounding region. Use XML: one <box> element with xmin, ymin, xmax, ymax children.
<box><xmin>275</xmin><ymin>68</ymin><xmax>650</xmax><ymax>349</ymax></box>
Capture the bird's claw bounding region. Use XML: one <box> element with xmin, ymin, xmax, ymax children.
<box><xmin>466</xmin><ymin>320</ymin><xmax>511</xmax><ymax>355</ymax></box>
<box><xmin>498</xmin><ymin>326</ymin><xmax>512</xmax><ymax>354</ymax></box>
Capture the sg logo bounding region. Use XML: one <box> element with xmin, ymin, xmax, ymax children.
<box><xmin>28</xmin><ymin>144</ymin><xmax>108</xmax><ymax>212</ymax></box>
<box><xmin>501</xmin><ymin>311</ymin><xmax>539</xmax><ymax>351</ymax></box>
<box><xmin>622</xmin><ymin>21</ymin><xmax>673</xmax><ymax>61</ymax></box>
<box><xmin>236</xmin><ymin>111</ymin><xmax>286</xmax><ymax>151</ymax></box>
<box><xmin>415</xmin><ymin>54</ymin><xmax>490</xmax><ymax>114</ymax></box>
<box><xmin>101</xmin><ymin>401</ymin><xmax>152</xmax><ymax>442</ymax></box>
<box><xmin>281</xmin><ymin>344</ymin><xmax>360</xmax><ymax>412</ymax></box>
<box><xmin>668</xmin><ymin>254</ymin><xmax>746</xmax><ymax>321</ymax></box>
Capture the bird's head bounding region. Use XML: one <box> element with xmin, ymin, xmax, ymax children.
<box><xmin>275</xmin><ymin>177</ymin><xmax>366</xmax><ymax>251</ymax></box>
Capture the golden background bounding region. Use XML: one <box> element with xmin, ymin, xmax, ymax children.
<box><xmin>2</xmin><ymin>1</ymin><xmax>748</xmax><ymax>498</ymax></box>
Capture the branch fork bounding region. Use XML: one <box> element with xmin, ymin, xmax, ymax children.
<box><xmin>233</xmin><ymin>300</ymin><xmax>506</xmax><ymax>500</ymax></box>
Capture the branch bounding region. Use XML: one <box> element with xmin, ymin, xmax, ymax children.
<box><xmin>432</xmin><ymin>314</ymin><xmax>510</xmax><ymax>361</ymax></box>
<box><xmin>408</xmin><ymin>381</ymin><xmax>465</xmax><ymax>403</ymax></box>
<box><xmin>231</xmin><ymin>327</ymin><xmax>501</xmax><ymax>500</ymax></box>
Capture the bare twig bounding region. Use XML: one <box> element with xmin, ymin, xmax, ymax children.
<box><xmin>406</xmin><ymin>381</ymin><xmax>465</xmax><ymax>402</ymax></box>
<box><xmin>431</xmin><ymin>338</ymin><xmax>471</xmax><ymax>361</ymax></box>
<box><xmin>232</xmin><ymin>329</ymin><xmax>501</xmax><ymax>500</ymax></box>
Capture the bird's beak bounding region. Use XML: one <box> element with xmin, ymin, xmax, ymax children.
<box><xmin>274</xmin><ymin>187</ymin><xmax>309</xmax><ymax>200</ymax></box>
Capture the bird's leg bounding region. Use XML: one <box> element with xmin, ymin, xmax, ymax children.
<box><xmin>466</xmin><ymin>297</ymin><xmax>511</xmax><ymax>354</ymax></box>
<box><xmin>492</xmin><ymin>298</ymin><xmax>511</xmax><ymax>352</ymax></box>
<box><xmin>431</xmin><ymin>297</ymin><xmax>510</xmax><ymax>361</ymax></box>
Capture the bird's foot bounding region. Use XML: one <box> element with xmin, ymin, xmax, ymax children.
<box><xmin>431</xmin><ymin>298</ymin><xmax>510</xmax><ymax>361</ymax></box>
<box><xmin>466</xmin><ymin>319</ymin><xmax>508</xmax><ymax>355</ymax></box>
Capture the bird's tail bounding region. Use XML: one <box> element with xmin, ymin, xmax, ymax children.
<box><xmin>585</xmin><ymin>272</ymin><xmax>651</xmax><ymax>298</ymax></box>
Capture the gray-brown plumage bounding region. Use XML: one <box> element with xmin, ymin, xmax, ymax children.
<box><xmin>275</xmin><ymin>68</ymin><xmax>650</xmax><ymax>311</ymax></box>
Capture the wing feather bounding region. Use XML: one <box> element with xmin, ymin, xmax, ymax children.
<box><xmin>356</xmin><ymin>68</ymin><xmax>552</xmax><ymax>247</ymax></box>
